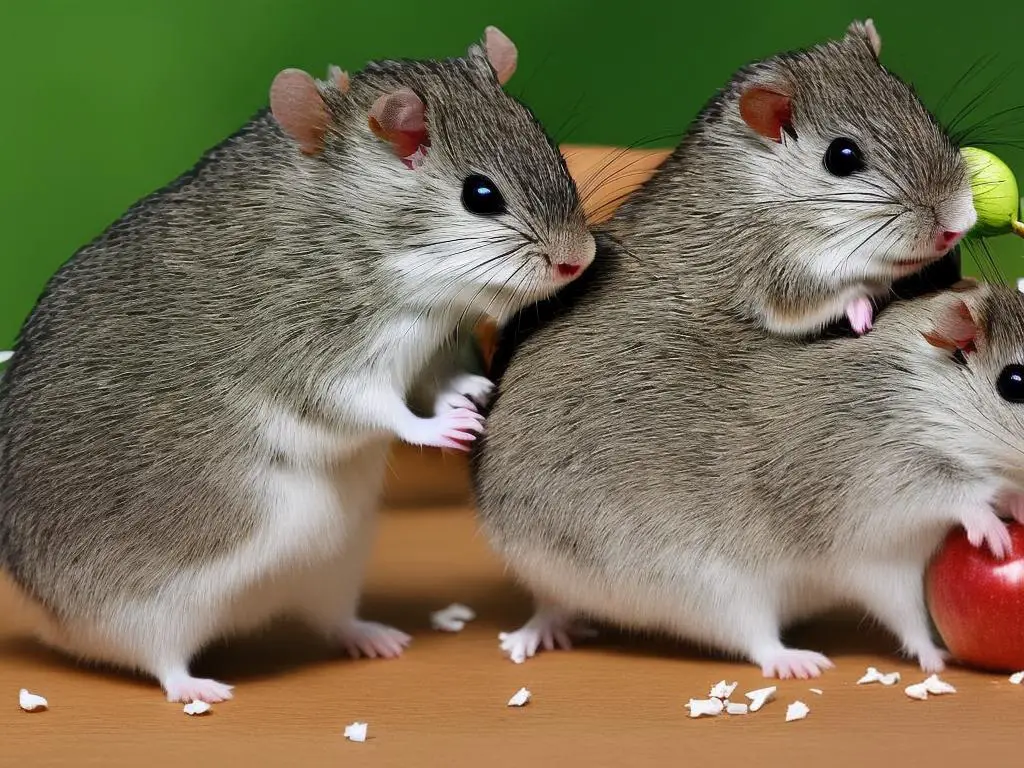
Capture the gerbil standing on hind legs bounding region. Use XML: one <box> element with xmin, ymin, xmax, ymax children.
<box><xmin>0</xmin><ymin>26</ymin><xmax>595</xmax><ymax>703</ymax></box>
<box><xmin>472</xmin><ymin>19</ymin><xmax>987</xmax><ymax>677</ymax></box>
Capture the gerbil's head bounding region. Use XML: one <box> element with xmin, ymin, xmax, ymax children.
<box><xmin>268</xmin><ymin>27</ymin><xmax>595</xmax><ymax>324</ymax></box>
<box><xmin>921</xmin><ymin>284</ymin><xmax>1024</xmax><ymax>487</ymax></box>
<box><xmin>704</xmin><ymin>19</ymin><xmax>975</xmax><ymax>332</ymax></box>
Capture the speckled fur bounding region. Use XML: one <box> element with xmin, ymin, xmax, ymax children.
<box><xmin>0</xmin><ymin>33</ymin><xmax>591</xmax><ymax>694</ymax></box>
<box><xmin>608</xmin><ymin>21</ymin><xmax>973</xmax><ymax>336</ymax></box>
<box><xmin>472</xmin><ymin>23</ymin><xmax>997</xmax><ymax>673</ymax></box>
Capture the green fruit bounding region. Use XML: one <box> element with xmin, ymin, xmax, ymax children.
<box><xmin>960</xmin><ymin>146</ymin><xmax>1024</xmax><ymax>238</ymax></box>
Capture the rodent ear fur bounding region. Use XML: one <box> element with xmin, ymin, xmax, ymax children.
<box><xmin>739</xmin><ymin>85</ymin><xmax>793</xmax><ymax>143</ymax></box>
<box><xmin>470</xmin><ymin>26</ymin><xmax>517</xmax><ymax>86</ymax></box>
<box><xmin>327</xmin><ymin>64</ymin><xmax>351</xmax><ymax>95</ymax></box>
<box><xmin>270</xmin><ymin>68</ymin><xmax>331</xmax><ymax>156</ymax></box>
<box><xmin>922</xmin><ymin>298</ymin><xmax>980</xmax><ymax>356</ymax></box>
<box><xmin>368</xmin><ymin>88</ymin><xmax>429</xmax><ymax>170</ymax></box>
<box><xmin>845</xmin><ymin>18</ymin><xmax>882</xmax><ymax>59</ymax></box>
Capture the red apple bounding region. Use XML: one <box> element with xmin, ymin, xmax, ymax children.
<box><xmin>926</xmin><ymin>521</ymin><xmax>1024</xmax><ymax>672</ymax></box>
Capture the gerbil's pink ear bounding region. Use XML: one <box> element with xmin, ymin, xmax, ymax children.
<box><xmin>739</xmin><ymin>86</ymin><xmax>793</xmax><ymax>143</ymax></box>
<box><xmin>270</xmin><ymin>68</ymin><xmax>331</xmax><ymax>156</ymax></box>
<box><xmin>846</xmin><ymin>18</ymin><xmax>882</xmax><ymax>59</ymax></box>
<box><xmin>923</xmin><ymin>299</ymin><xmax>980</xmax><ymax>355</ymax></box>
<box><xmin>327</xmin><ymin>64</ymin><xmax>350</xmax><ymax>94</ymax></box>
<box><xmin>368</xmin><ymin>88</ymin><xmax>429</xmax><ymax>170</ymax></box>
<box><xmin>483</xmin><ymin>26</ymin><xmax>517</xmax><ymax>85</ymax></box>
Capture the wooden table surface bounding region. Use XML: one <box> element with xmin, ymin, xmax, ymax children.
<box><xmin>2</xmin><ymin>505</ymin><xmax>1021</xmax><ymax>767</ymax></box>
<box><xmin>4</xmin><ymin>146</ymin><xmax>1021</xmax><ymax>765</ymax></box>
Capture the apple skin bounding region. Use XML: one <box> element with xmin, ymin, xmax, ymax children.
<box><xmin>926</xmin><ymin>521</ymin><xmax>1024</xmax><ymax>672</ymax></box>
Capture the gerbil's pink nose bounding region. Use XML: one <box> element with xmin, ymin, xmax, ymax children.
<box><xmin>936</xmin><ymin>229</ymin><xmax>965</xmax><ymax>251</ymax></box>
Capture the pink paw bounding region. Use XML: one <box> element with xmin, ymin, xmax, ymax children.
<box><xmin>337</xmin><ymin>620</ymin><xmax>411</xmax><ymax>659</ymax></box>
<box><xmin>845</xmin><ymin>297</ymin><xmax>874</xmax><ymax>335</ymax></box>
<box><xmin>758</xmin><ymin>649</ymin><xmax>834</xmax><ymax>680</ymax></box>
<box><xmin>962</xmin><ymin>507</ymin><xmax>1012</xmax><ymax>559</ymax></box>
<box><xmin>401</xmin><ymin>408</ymin><xmax>485</xmax><ymax>452</ymax></box>
<box><xmin>498</xmin><ymin>615</ymin><xmax>595</xmax><ymax>664</ymax></box>
<box><xmin>163</xmin><ymin>674</ymin><xmax>234</xmax><ymax>704</ymax></box>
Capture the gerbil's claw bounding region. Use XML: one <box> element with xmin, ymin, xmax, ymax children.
<box><xmin>399</xmin><ymin>408</ymin><xmax>486</xmax><ymax>451</ymax></box>
<box><xmin>758</xmin><ymin>649</ymin><xmax>834</xmax><ymax>680</ymax></box>
<box><xmin>498</xmin><ymin>609</ymin><xmax>592</xmax><ymax>663</ymax></box>
<box><xmin>162</xmin><ymin>674</ymin><xmax>235</xmax><ymax>704</ymax></box>
<box><xmin>915</xmin><ymin>646</ymin><xmax>949</xmax><ymax>674</ymax></box>
<box><xmin>337</xmin><ymin>619</ymin><xmax>412</xmax><ymax>660</ymax></box>
<box><xmin>845</xmin><ymin>296</ymin><xmax>874</xmax><ymax>335</ymax></box>
<box><xmin>961</xmin><ymin>506</ymin><xmax>1012</xmax><ymax>559</ymax></box>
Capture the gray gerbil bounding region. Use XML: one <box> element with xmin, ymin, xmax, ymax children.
<box><xmin>608</xmin><ymin>19</ymin><xmax>974</xmax><ymax>337</ymax></box>
<box><xmin>471</xmin><ymin>20</ymin><xmax>992</xmax><ymax>678</ymax></box>
<box><xmin>476</xmin><ymin>254</ymin><xmax>1024</xmax><ymax>677</ymax></box>
<box><xmin>0</xmin><ymin>26</ymin><xmax>595</xmax><ymax>703</ymax></box>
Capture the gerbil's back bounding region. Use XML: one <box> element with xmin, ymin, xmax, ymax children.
<box><xmin>0</xmin><ymin>113</ymin><xmax>296</xmax><ymax>600</ymax></box>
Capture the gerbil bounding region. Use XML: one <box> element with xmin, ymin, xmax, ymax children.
<box><xmin>0</xmin><ymin>26</ymin><xmax>595</xmax><ymax>702</ymax></box>
<box><xmin>476</xmin><ymin>260</ymin><xmax>1024</xmax><ymax>676</ymax></box>
<box><xmin>471</xmin><ymin>20</ymin><xmax>992</xmax><ymax>677</ymax></box>
<box><xmin>607</xmin><ymin>19</ymin><xmax>974</xmax><ymax>336</ymax></box>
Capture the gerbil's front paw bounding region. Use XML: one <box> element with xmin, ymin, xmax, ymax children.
<box><xmin>399</xmin><ymin>408</ymin><xmax>485</xmax><ymax>452</ymax></box>
<box><xmin>337</xmin><ymin>619</ymin><xmax>411</xmax><ymax>659</ymax></box>
<box><xmin>434</xmin><ymin>374</ymin><xmax>495</xmax><ymax>415</ymax></box>
<box><xmin>961</xmin><ymin>507</ymin><xmax>1012</xmax><ymax>559</ymax></box>
<box><xmin>163</xmin><ymin>675</ymin><xmax>234</xmax><ymax>704</ymax></box>
<box><xmin>845</xmin><ymin>297</ymin><xmax>874</xmax><ymax>335</ymax></box>
<box><xmin>758</xmin><ymin>648</ymin><xmax>834</xmax><ymax>680</ymax></box>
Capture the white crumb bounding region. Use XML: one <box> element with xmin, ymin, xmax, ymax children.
<box><xmin>785</xmin><ymin>701</ymin><xmax>810</xmax><ymax>722</ymax></box>
<box><xmin>685</xmin><ymin>697</ymin><xmax>725</xmax><ymax>718</ymax></box>
<box><xmin>923</xmin><ymin>674</ymin><xmax>956</xmax><ymax>695</ymax></box>
<box><xmin>745</xmin><ymin>685</ymin><xmax>777</xmax><ymax>712</ymax></box>
<box><xmin>1018</xmin><ymin>277</ymin><xmax>1024</xmax><ymax>294</ymax></box>
<box><xmin>344</xmin><ymin>722</ymin><xmax>368</xmax><ymax>742</ymax></box>
<box><xmin>726</xmin><ymin>702</ymin><xmax>749</xmax><ymax>715</ymax></box>
<box><xmin>507</xmin><ymin>687</ymin><xmax>531</xmax><ymax>707</ymax></box>
<box><xmin>857</xmin><ymin>666</ymin><xmax>900</xmax><ymax>686</ymax></box>
<box><xmin>0</xmin><ymin>352</ymin><xmax>12</xmax><ymax>364</ymax></box>
<box><xmin>183</xmin><ymin>700</ymin><xmax>211</xmax><ymax>716</ymax></box>
<box><xmin>1010</xmin><ymin>671</ymin><xmax>1024</xmax><ymax>685</ymax></box>
<box><xmin>904</xmin><ymin>682</ymin><xmax>929</xmax><ymax>701</ymax></box>
<box><xmin>709</xmin><ymin>680</ymin><xmax>738</xmax><ymax>699</ymax></box>
<box><xmin>430</xmin><ymin>603</ymin><xmax>476</xmax><ymax>632</ymax></box>
<box><xmin>18</xmin><ymin>689</ymin><xmax>47</xmax><ymax>712</ymax></box>
<box><xmin>809</xmin><ymin>688</ymin><xmax>823</xmax><ymax>695</ymax></box>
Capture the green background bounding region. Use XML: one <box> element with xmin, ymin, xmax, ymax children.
<box><xmin>2</xmin><ymin>1</ymin><xmax>1024</xmax><ymax>347</ymax></box>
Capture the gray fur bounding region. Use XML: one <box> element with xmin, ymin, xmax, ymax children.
<box><xmin>471</xmin><ymin>22</ymin><xmax>993</xmax><ymax>672</ymax></box>
<box><xmin>0</xmin><ymin>33</ymin><xmax>590</xmax><ymax>683</ymax></box>
<box><xmin>608</xmin><ymin>22</ymin><xmax>971</xmax><ymax>336</ymax></box>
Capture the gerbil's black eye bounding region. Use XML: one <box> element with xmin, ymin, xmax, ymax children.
<box><xmin>997</xmin><ymin>364</ymin><xmax>1024</xmax><ymax>403</ymax></box>
<box><xmin>823</xmin><ymin>138</ymin><xmax>865</xmax><ymax>177</ymax></box>
<box><xmin>461</xmin><ymin>174</ymin><xmax>506</xmax><ymax>216</ymax></box>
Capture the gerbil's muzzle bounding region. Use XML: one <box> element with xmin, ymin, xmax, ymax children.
<box><xmin>548</xmin><ymin>232</ymin><xmax>596</xmax><ymax>280</ymax></box>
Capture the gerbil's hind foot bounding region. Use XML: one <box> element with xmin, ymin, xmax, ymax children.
<box><xmin>915</xmin><ymin>645</ymin><xmax>949</xmax><ymax>674</ymax></box>
<box><xmin>845</xmin><ymin>297</ymin><xmax>874</xmax><ymax>335</ymax></box>
<box><xmin>336</xmin><ymin>619</ymin><xmax>411</xmax><ymax>659</ymax></box>
<box><xmin>162</xmin><ymin>671</ymin><xmax>234</xmax><ymax>703</ymax></box>
<box><xmin>498</xmin><ymin>607</ymin><xmax>595</xmax><ymax>664</ymax></box>
<box><xmin>756</xmin><ymin>648</ymin><xmax>834</xmax><ymax>680</ymax></box>
<box><xmin>961</xmin><ymin>505</ymin><xmax>1011</xmax><ymax>558</ymax></box>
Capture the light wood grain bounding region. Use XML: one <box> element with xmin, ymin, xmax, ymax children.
<box><xmin>381</xmin><ymin>144</ymin><xmax>670</xmax><ymax>508</ymax></box>
<box><xmin>1</xmin><ymin>506</ymin><xmax>1018</xmax><ymax>766</ymax></box>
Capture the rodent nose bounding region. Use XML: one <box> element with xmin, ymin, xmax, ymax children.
<box><xmin>936</xmin><ymin>230</ymin><xmax>965</xmax><ymax>251</ymax></box>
